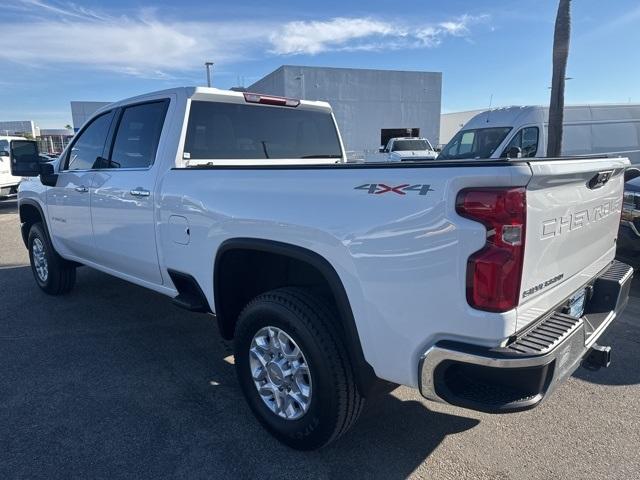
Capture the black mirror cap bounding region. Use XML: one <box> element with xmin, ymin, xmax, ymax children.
<box><xmin>9</xmin><ymin>140</ymin><xmax>41</xmax><ymax>177</ymax></box>
<box><xmin>39</xmin><ymin>162</ymin><xmax>58</xmax><ymax>187</ymax></box>
<box><xmin>40</xmin><ymin>162</ymin><xmax>55</xmax><ymax>176</ymax></box>
<box><xmin>624</xmin><ymin>167</ymin><xmax>640</xmax><ymax>183</ymax></box>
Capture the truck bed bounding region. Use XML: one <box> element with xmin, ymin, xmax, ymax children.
<box><xmin>157</xmin><ymin>155</ymin><xmax>628</xmax><ymax>387</ymax></box>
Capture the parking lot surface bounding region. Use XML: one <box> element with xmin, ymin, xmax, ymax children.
<box><xmin>1</xmin><ymin>197</ymin><xmax>639</xmax><ymax>480</ymax></box>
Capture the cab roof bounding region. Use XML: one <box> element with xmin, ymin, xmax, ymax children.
<box><xmin>93</xmin><ymin>86</ymin><xmax>333</xmax><ymax>117</ymax></box>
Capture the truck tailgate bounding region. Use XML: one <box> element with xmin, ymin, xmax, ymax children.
<box><xmin>516</xmin><ymin>157</ymin><xmax>628</xmax><ymax>330</ymax></box>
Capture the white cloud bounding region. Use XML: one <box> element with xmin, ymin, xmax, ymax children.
<box><xmin>0</xmin><ymin>17</ymin><xmax>272</xmax><ymax>75</ymax></box>
<box><xmin>1</xmin><ymin>1</ymin><xmax>489</xmax><ymax>76</ymax></box>
<box><xmin>270</xmin><ymin>18</ymin><xmax>397</xmax><ymax>55</ymax></box>
<box><xmin>270</xmin><ymin>15</ymin><xmax>489</xmax><ymax>55</ymax></box>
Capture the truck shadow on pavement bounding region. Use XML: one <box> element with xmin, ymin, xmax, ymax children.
<box><xmin>572</xmin><ymin>254</ymin><xmax>640</xmax><ymax>387</ymax></box>
<box><xmin>0</xmin><ymin>198</ymin><xmax>18</xmax><ymax>215</ymax></box>
<box><xmin>1</xmin><ymin>265</ymin><xmax>478</xmax><ymax>480</ymax></box>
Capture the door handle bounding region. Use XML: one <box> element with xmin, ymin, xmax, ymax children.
<box><xmin>75</xmin><ymin>185</ymin><xmax>88</xmax><ymax>193</ymax></box>
<box><xmin>130</xmin><ymin>188</ymin><xmax>150</xmax><ymax>197</ymax></box>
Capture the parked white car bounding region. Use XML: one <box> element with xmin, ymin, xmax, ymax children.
<box><xmin>380</xmin><ymin>137</ymin><xmax>438</xmax><ymax>161</ymax></box>
<box><xmin>0</xmin><ymin>135</ymin><xmax>27</xmax><ymax>196</ymax></box>
<box><xmin>12</xmin><ymin>87</ymin><xmax>633</xmax><ymax>450</ymax></box>
<box><xmin>439</xmin><ymin>104</ymin><xmax>640</xmax><ymax>163</ymax></box>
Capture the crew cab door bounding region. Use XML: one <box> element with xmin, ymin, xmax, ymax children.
<box><xmin>90</xmin><ymin>99</ymin><xmax>169</xmax><ymax>285</ymax></box>
<box><xmin>48</xmin><ymin>110</ymin><xmax>115</xmax><ymax>259</ymax></box>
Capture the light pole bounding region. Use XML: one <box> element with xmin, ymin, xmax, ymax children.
<box><xmin>205</xmin><ymin>62</ymin><xmax>214</xmax><ymax>87</ymax></box>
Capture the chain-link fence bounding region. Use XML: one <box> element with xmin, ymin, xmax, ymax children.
<box><xmin>37</xmin><ymin>135</ymin><xmax>73</xmax><ymax>155</ymax></box>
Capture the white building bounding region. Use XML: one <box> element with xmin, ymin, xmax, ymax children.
<box><xmin>250</xmin><ymin>65</ymin><xmax>442</xmax><ymax>155</ymax></box>
<box><xmin>439</xmin><ymin>109</ymin><xmax>486</xmax><ymax>147</ymax></box>
<box><xmin>0</xmin><ymin>120</ymin><xmax>39</xmax><ymax>137</ymax></box>
<box><xmin>70</xmin><ymin>101</ymin><xmax>111</xmax><ymax>131</ymax></box>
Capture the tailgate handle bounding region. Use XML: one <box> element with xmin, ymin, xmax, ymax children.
<box><xmin>588</xmin><ymin>170</ymin><xmax>613</xmax><ymax>190</ymax></box>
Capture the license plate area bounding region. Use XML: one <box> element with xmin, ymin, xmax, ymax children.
<box><xmin>566</xmin><ymin>288</ymin><xmax>587</xmax><ymax>318</ymax></box>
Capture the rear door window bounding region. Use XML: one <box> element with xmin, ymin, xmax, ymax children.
<box><xmin>183</xmin><ymin>101</ymin><xmax>342</xmax><ymax>160</ymax></box>
<box><xmin>107</xmin><ymin>100</ymin><xmax>169</xmax><ymax>169</ymax></box>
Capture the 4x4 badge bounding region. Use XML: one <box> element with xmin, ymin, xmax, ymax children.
<box><xmin>354</xmin><ymin>184</ymin><xmax>434</xmax><ymax>196</ymax></box>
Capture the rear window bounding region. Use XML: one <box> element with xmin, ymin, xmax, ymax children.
<box><xmin>183</xmin><ymin>101</ymin><xmax>342</xmax><ymax>160</ymax></box>
<box><xmin>392</xmin><ymin>139</ymin><xmax>431</xmax><ymax>151</ymax></box>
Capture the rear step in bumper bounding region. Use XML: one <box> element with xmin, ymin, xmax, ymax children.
<box><xmin>419</xmin><ymin>260</ymin><xmax>633</xmax><ymax>413</ymax></box>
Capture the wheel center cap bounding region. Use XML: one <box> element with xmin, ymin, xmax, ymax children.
<box><xmin>266</xmin><ymin>362</ymin><xmax>285</xmax><ymax>386</ymax></box>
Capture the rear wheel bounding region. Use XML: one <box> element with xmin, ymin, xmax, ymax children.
<box><xmin>234</xmin><ymin>287</ymin><xmax>364</xmax><ymax>450</ymax></box>
<box><xmin>28</xmin><ymin>222</ymin><xmax>76</xmax><ymax>295</ymax></box>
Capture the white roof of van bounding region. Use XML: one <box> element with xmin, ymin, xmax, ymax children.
<box><xmin>464</xmin><ymin>104</ymin><xmax>640</xmax><ymax>129</ymax></box>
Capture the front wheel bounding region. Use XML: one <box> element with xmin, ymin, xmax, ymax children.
<box><xmin>234</xmin><ymin>287</ymin><xmax>364</xmax><ymax>450</ymax></box>
<box><xmin>28</xmin><ymin>222</ymin><xmax>76</xmax><ymax>295</ymax></box>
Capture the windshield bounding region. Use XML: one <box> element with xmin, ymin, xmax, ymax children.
<box><xmin>392</xmin><ymin>139</ymin><xmax>431</xmax><ymax>151</ymax></box>
<box><xmin>438</xmin><ymin>127</ymin><xmax>512</xmax><ymax>160</ymax></box>
<box><xmin>184</xmin><ymin>101</ymin><xmax>343</xmax><ymax>160</ymax></box>
<box><xmin>0</xmin><ymin>140</ymin><xmax>9</xmax><ymax>155</ymax></box>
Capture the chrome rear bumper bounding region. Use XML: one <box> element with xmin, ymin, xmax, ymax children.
<box><xmin>419</xmin><ymin>260</ymin><xmax>633</xmax><ymax>413</ymax></box>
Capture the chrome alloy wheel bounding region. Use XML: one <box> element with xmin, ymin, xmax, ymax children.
<box><xmin>249</xmin><ymin>326</ymin><xmax>312</xmax><ymax>420</ymax></box>
<box><xmin>32</xmin><ymin>237</ymin><xmax>48</xmax><ymax>282</ymax></box>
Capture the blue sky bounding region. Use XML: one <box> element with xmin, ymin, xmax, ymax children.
<box><xmin>2</xmin><ymin>0</ymin><xmax>640</xmax><ymax>128</ymax></box>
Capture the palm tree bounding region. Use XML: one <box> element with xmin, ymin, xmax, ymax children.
<box><xmin>547</xmin><ymin>0</ymin><xmax>572</xmax><ymax>157</ymax></box>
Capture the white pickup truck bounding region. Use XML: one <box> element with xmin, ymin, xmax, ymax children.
<box><xmin>10</xmin><ymin>87</ymin><xmax>633</xmax><ymax>450</ymax></box>
<box><xmin>1</xmin><ymin>135</ymin><xmax>27</xmax><ymax>196</ymax></box>
<box><xmin>380</xmin><ymin>137</ymin><xmax>438</xmax><ymax>161</ymax></box>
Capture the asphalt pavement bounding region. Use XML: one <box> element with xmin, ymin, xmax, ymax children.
<box><xmin>1</xmin><ymin>197</ymin><xmax>639</xmax><ymax>480</ymax></box>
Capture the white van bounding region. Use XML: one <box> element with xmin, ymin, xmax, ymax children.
<box><xmin>0</xmin><ymin>135</ymin><xmax>27</xmax><ymax>196</ymax></box>
<box><xmin>438</xmin><ymin>104</ymin><xmax>640</xmax><ymax>163</ymax></box>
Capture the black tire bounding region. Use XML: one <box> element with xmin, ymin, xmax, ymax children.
<box><xmin>234</xmin><ymin>287</ymin><xmax>364</xmax><ymax>450</ymax></box>
<box><xmin>27</xmin><ymin>222</ymin><xmax>76</xmax><ymax>295</ymax></box>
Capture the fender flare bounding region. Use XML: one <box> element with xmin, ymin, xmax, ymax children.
<box><xmin>18</xmin><ymin>198</ymin><xmax>51</xmax><ymax>248</ymax></box>
<box><xmin>214</xmin><ymin>237</ymin><xmax>379</xmax><ymax>395</ymax></box>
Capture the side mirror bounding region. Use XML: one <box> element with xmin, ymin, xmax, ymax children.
<box><xmin>434</xmin><ymin>147</ymin><xmax>442</xmax><ymax>153</ymax></box>
<box><xmin>9</xmin><ymin>140</ymin><xmax>41</xmax><ymax>176</ymax></box>
<box><xmin>379</xmin><ymin>146</ymin><xmax>387</xmax><ymax>153</ymax></box>
<box><xmin>0</xmin><ymin>150</ymin><xmax>10</xmax><ymax>157</ymax></box>
<box><xmin>506</xmin><ymin>146</ymin><xmax>522</xmax><ymax>159</ymax></box>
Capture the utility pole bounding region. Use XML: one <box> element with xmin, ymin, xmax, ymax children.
<box><xmin>205</xmin><ymin>62</ymin><xmax>214</xmax><ymax>87</ymax></box>
<box><xmin>547</xmin><ymin>0</ymin><xmax>572</xmax><ymax>158</ymax></box>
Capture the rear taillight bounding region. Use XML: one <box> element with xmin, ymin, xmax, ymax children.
<box><xmin>243</xmin><ymin>92</ymin><xmax>300</xmax><ymax>107</ymax></box>
<box><xmin>456</xmin><ymin>187</ymin><xmax>526</xmax><ymax>312</ymax></box>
